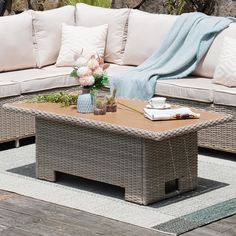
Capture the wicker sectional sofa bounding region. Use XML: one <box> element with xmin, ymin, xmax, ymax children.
<box><xmin>0</xmin><ymin>4</ymin><xmax>235</xmax><ymax>153</ymax></box>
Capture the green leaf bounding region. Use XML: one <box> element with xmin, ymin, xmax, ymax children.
<box><xmin>70</xmin><ymin>70</ymin><xmax>78</xmax><ymax>78</ymax></box>
<box><xmin>29</xmin><ymin>92</ymin><xmax>79</xmax><ymax>107</ymax></box>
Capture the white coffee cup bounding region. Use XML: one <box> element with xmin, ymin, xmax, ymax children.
<box><xmin>148</xmin><ymin>97</ymin><xmax>166</xmax><ymax>108</ymax></box>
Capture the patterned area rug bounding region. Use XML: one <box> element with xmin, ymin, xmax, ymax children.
<box><xmin>0</xmin><ymin>144</ymin><xmax>235</xmax><ymax>235</ymax></box>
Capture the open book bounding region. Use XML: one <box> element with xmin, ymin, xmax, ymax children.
<box><xmin>144</xmin><ymin>107</ymin><xmax>200</xmax><ymax>121</ymax></box>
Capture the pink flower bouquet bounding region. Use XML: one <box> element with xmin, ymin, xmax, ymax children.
<box><xmin>70</xmin><ymin>54</ymin><xmax>109</xmax><ymax>91</ymax></box>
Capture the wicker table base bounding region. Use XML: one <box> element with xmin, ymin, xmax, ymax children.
<box><xmin>36</xmin><ymin>117</ymin><xmax>198</xmax><ymax>205</ymax></box>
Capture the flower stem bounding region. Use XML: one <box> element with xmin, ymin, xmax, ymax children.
<box><xmin>117</xmin><ymin>101</ymin><xmax>144</xmax><ymax>115</ymax></box>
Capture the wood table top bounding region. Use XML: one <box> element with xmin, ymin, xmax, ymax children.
<box><xmin>3</xmin><ymin>99</ymin><xmax>232</xmax><ymax>139</ymax></box>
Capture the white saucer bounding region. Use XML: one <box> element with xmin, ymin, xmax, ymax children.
<box><xmin>146</xmin><ymin>103</ymin><xmax>171</xmax><ymax>109</ymax></box>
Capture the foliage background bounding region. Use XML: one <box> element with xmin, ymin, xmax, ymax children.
<box><xmin>1</xmin><ymin>0</ymin><xmax>236</xmax><ymax>16</ymax></box>
<box><xmin>112</xmin><ymin>0</ymin><xmax>236</xmax><ymax>17</ymax></box>
<box><xmin>64</xmin><ymin>0</ymin><xmax>112</xmax><ymax>7</ymax></box>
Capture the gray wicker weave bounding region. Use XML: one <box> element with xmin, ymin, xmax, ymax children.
<box><xmin>3</xmin><ymin>100</ymin><xmax>232</xmax><ymax>205</ymax></box>
<box><xmin>0</xmin><ymin>87</ymin><xmax>78</xmax><ymax>144</ymax></box>
<box><xmin>36</xmin><ymin>118</ymin><xmax>198</xmax><ymax>205</ymax></box>
<box><xmin>166</xmin><ymin>98</ymin><xmax>236</xmax><ymax>154</ymax></box>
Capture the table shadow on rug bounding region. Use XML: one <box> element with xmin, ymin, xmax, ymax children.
<box><xmin>7</xmin><ymin>163</ymin><xmax>228</xmax><ymax>203</ymax></box>
<box><xmin>7</xmin><ymin>163</ymin><xmax>124</xmax><ymax>199</ymax></box>
<box><xmin>150</xmin><ymin>177</ymin><xmax>229</xmax><ymax>208</ymax></box>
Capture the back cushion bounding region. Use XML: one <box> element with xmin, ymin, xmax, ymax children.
<box><xmin>122</xmin><ymin>10</ymin><xmax>178</xmax><ymax>66</ymax></box>
<box><xmin>76</xmin><ymin>3</ymin><xmax>130</xmax><ymax>64</ymax></box>
<box><xmin>32</xmin><ymin>6</ymin><xmax>75</xmax><ymax>68</ymax></box>
<box><xmin>0</xmin><ymin>13</ymin><xmax>36</xmax><ymax>72</ymax></box>
<box><xmin>194</xmin><ymin>23</ymin><xmax>236</xmax><ymax>78</ymax></box>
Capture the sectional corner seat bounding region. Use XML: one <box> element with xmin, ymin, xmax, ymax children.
<box><xmin>0</xmin><ymin>3</ymin><xmax>235</xmax><ymax>153</ymax></box>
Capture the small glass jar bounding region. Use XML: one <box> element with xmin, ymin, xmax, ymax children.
<box><xmin>94</xmin><ymin>94</ymin><xmax>106</xmax><ymax>115</ymax></box>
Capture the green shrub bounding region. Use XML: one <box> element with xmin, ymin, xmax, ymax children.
<box><xmin>64</xmin><ymin>0</ymin><xmax>112</xmax><ymax>8</ymax></box>
<box><xmin>164</xmin><ymin>0</ymin><xmax>186</xmax><ymax>15</ymax></box>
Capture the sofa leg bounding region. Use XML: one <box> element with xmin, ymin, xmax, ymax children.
<box><xmin>14</xmin><ymin>139</ymin><xmax>20</xmax><ymax>148</ymax></box>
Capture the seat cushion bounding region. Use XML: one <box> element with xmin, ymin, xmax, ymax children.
<box><xmin>194</xmin><ymin>23</ymin><xmax>236</xmax><ymax>78</ymax></box>
<box><xmin>42</xmin><ymin>65</ymin><xmax>73</xmax><ymax>74</ymax></box>
<box><xmin>0</xmin><ymin>12</ymin><xmax>36</xmax><ymax>72</ymax></box>
<box><xmin>9</xmin><ymin>68</ymin><xmax>78</xmax><ymax>94</ymax></box>
<box><xmin>75</xmin><ymin>3</ymin><xmax>130</xmax><ymax>64</ymax></box>
<box><xmin>32</xmin><ymin>6</ymin><xmax>75</xmax><ymax>68</ymax></box>
<box><xmin>106</xmin><ymin>64</ymin><xmax>134</xmax><ymax>77</ymax></box>
<box><xmin>122</xmin><ymin>10</ymin><xmax>178</xmax><ymax>66</ymax></box>
<box><xmin>213</xmin><ymin>84</ymin><xmax>236</xmax><ymax>107</ymax></box>
<box><xmin>155</xmin><ymin>77</ymin><xmax>214</xmax><ymax>103</ymax></box>
<box><xmin>0</xmin><ymin>78</ymin><xmax>20</xmax><ymax>98</ymax></box>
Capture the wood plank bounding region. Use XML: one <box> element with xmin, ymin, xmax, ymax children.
<box><xmin>0</xmin><ymin>192</ymin><xmax>165</xmax><ymax>236</ymax></box>
<box><xmin>0</xmin><ymin>224</ymin><xmax>8</xmax><ymax>231</ymax></box>
<box><xmin>183</xmin><ymin>215</ymin><xmax>236</xmax><ymax>236</ymax></box>
<box><xmin>205</xmin><ymin>217</ymin><xmax>236</xmax><ymax>233</ymax></box>
<box><xmin>0</xmin><ymin>190</ymin><xmax>16</xmax><ymax>196</ymax></box>
<box><xmin>184</xmin><ymin>226</ymin><xmax>220</xmax><ymax>236</ymax></box>
<box><xmin>0</xmin><ymin>192</ymin><xmax>15</xmax><ymax>201</ymax></box>
<box><xmin>0</xmin><ymin>208</ymin><xmax>37</xmax><ymax>228</ymax></box>
<box><xmin>0</xmin><ymin>227</ymin><xmax>42</xmax><ymax>236</ymax></box>
<box><xmin>0</xmin><ymin>207</ymin><xmax>91</xmax><ymax>236</ymax></box>
<box><xmin>221</xmin><ymin>214</ymin><xmax>236</xmax><ymax>226</ymax></box>
<box><xmin>222</xmin><ymin>226</ymin><xmax>236</xmax><ymax>236</ymax></box>
<box><xmin>0</xmin><ymin>190</ymin><xmax>235</xmax><ymax>236</ymax></box>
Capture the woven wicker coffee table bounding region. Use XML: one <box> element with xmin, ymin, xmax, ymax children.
<box><xmin>3</xmin><ymin>99</ymin><xmax>232</xmax><ymax>205</ymax></box>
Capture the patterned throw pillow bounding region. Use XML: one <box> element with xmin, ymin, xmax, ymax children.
<box><xmin>212</xmin><ymin>37</ymin><xmax>236</xmax><ymax>87</ymax></box>
<box><xmin>56</xmin><ymin>24</ymin><xmax>108</xmax><ymax>67</ymax></box>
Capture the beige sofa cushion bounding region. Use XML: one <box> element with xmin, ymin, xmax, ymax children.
<box><xmin>106</xmin><ymin>64</ymin><xmax>134</xmax><ymax>77</ymax></box>
<box><xmin>42</xmin><ymin>65</ymin><xmax>73</xmax><ymax>74</ymax></box>
<box><xmin>9</xmin><ymin>68</ymin><xmax>78</xmax><ymax>94</ymax></box>
<box><xmin>213</xmin><ymin>85</ymin><xmax>236</xmax><ymax>107</ymax></box>
<box><xmin>194</xmin><ymin>23</ymin><xmax>236</xmax><ymax>78</ymax></box>
<box><xmin>32</xmin><ymin>6</ymin><xmax>75</xmax><ymax>68</ymax></box>
<box><xmin>155</xmin><ymin>77</ymin><xmax>214</xmax><ymax>102</ymax></box>
<box><xmin>56</xmin><ymin>24</ymin><xmax>108</xmax><ymax>67</ymax></box>
<box><xmin>75</xmin><ymin>3</ymin><xmax>130</xmax><ymax>64</ymax></box>
<box><xmin>122</xmin><ymin>10</ymin><xmax>178</xmax><ymax>66</ymax></box>
<box><xmin>0</xmin><ymin>13</ymin><xmax>36</xmax><ymax>72</ymax></box>
<box><xmin>0</xmin><ymin>78</ymin><xmax>20</xmax><ymax>98</ymax></box>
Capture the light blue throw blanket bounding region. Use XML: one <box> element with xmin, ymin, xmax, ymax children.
<box><xmin>111</xmin><ymin>12</ymin><xmax>233</xmax><ymax>100</ymax></box>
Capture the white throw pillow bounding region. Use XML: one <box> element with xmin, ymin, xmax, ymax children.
<box><xmin>56</xmin><ymin>24</ymin><xmax>108</xmax><ymax>67</ymax></box>
<box><xmin>0</xmin><ymin>12</ymin><xmax>36</xmax><ymax>72</ymax></box>
<box><xmin>76</xmin><ymin>3</ymin><xmax>130</xmax><ymax>64</ymax></box>
<box><xmin>32</xmin><ymin>6</ymin><xmax>75</xmax><ymax>68</ymax></box>
<box><xmin>212</xmin><ymin>37</ymin><xmax>236</xmax><ymax>87</ymax></box>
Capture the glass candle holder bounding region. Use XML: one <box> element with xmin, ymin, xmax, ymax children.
<box><xmin>94</xmin><ymin>94</ymin><xmax>106</xmax><ymax>115</ymax></box>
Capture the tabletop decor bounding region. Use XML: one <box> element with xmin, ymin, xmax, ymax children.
<box><xmin>94</xmin><ymin>93</ymin><xmax>107</xmax><ymax>115</ymax></box>
<box><xmin>106</xmin><ymin>88</ymin><xmax>117</xmax><ymax>112</ymax></box>
<box><xmin>70</xmin><ymin>54</ymin><xmax>109</xmax><ymax>113</ymax></box>
<box><xmin>144</xmin><ymin>107</ymin><xmax>200</xmax><ymax>121</ymax></box>
<box><xmin>30</xmin><ymin>92</ymin><xmax>79</xmax><ymax>107</ymax></box>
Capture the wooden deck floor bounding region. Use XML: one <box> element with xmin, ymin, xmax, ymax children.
<box><xmin>0</xmin><ymin>190</ymin><xmax>235</xmax><ymax>236</ymax></box>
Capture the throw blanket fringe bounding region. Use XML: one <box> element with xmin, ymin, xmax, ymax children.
<box><xmin>111</xmin><ymin>12</ymin><xmax>233</xmax><ymax>100</ymax></box>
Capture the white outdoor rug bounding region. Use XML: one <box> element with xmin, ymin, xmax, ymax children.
<box><xmin>0</xmin><ymin>144</ymin><xmax>235</xmax><ymax>235</ymax></box>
